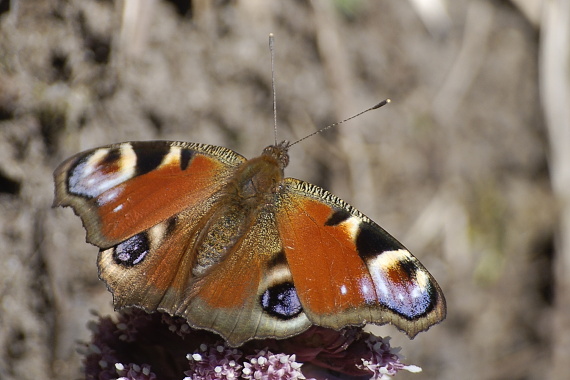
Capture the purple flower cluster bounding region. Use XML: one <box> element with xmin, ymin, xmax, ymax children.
<box><xmin>80</xmin><ymin>308</ymin><xmax>421</xmax><ymax>380</ymax></box>
<box><xmin>356</xmin><ymin>337</ymin><xmax>421</xmax><ymax>380</ymax></box>
<box><xmin>185</xmin><ymin>344</ymin><xmax>308</xmax><ymax>380</ymax></box>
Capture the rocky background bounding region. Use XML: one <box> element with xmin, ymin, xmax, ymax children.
<box><xmin>0</xmin><ymin>0</ymin><xmax>568</xmax><ymax>379</ymax></box>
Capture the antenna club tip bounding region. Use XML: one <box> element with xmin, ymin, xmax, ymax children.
<box><xmin>372</xmin><ymin>99</ymin><xmax>391</xmax><ymax>109</ymax></box>
<box><xmin>269</xmin><ymin>33</ymin><xmax>274</xmax><ymax>37</ymax></box>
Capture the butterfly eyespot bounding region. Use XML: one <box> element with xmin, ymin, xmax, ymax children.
<box><xmin>260</xmin><ymin>282</ymin><xmax>303</xmax><ymax>319</ymax></box>
<box><xmin>113</xmin><ymin>233</ymin><xmax>150</xmax><ymax>267</ymax></box>
<box><xmin>382</xmin><ymin>278</ymin><xmax>437</xmax><ymax>319</ymax></box>
<box><xmin>67</xmin><ymin>151</ymin><xmax>120</xmax><ymax>198</ymax></box>
<box><xmin>67</xmin><ymin>146</ymin><xmax>137</xmax><ymax>199</ymax></box>
<box><xmin>365</xmin><ymin>249</ymin><xmax>438</xmax><ymax>319</ymax></box>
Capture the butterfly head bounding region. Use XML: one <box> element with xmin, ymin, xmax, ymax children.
<box><xmin>262</xmin><ymin>140</ymin><xmax>290</xmax><ymax>170</ymax></box>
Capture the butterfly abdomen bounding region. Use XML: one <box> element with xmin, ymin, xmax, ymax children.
<box><xmin>193</xmin><ymin>206</ymin><xmax>249</xmax><ymax>276</ymax></box>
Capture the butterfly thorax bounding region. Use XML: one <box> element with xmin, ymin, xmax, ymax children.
<box><xmin>192</xmin><ymin>143</ymin><xmax>289</xmax><ymax>276</ymax></box>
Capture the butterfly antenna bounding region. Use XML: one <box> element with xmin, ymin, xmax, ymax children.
<box><xmin>288</xmin><ymin>99</ymin><xmax>392</xmax><ymax>147</ymax></box>
<box><xmin>269</xmin><ymin>33</ymin><xmax>278</xmax><ymax>146</ymax></box>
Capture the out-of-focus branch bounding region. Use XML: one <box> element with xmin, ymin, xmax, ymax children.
<box><xmin>539</xmin><ymin>1</ymin><xmax>570</xmax><ymax>378</ymax></box>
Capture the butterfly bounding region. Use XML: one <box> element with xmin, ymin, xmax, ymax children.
<box><xmin>53</xmin><ymin>127</ymin><xmax>446</xmax><ymax>346</ymax></box>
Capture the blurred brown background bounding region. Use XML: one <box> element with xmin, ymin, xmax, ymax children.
<box><xmin>0</xmin><ymin>0</ymin><xmax>568</xmax><ymax>379</ymax></box>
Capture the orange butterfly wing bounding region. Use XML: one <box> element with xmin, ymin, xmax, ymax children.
<box><xmin>54</xmin><ymin>141</ymin><xmax>246</xmax><ymax>247</ymax></box>
<box><xmin>276</xmin><ymin>178</ymin><xmax>446</xmax><ymax>338</ymax></box>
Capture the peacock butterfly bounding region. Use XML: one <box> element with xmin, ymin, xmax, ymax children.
<box><xmin>53</xmin><ymin>39</ymin><xmax>445</xmax><ymax>347</ymax></box>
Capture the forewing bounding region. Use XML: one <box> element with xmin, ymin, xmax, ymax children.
<box><xmin>276</xmin><ymin>178</ymin><xmax>446</xmax><ymax>338</ymax></box>
<box><xmin>53</xmin><ymin>141</ymin><xmax>246</xmax><ymax>248</ymax></box>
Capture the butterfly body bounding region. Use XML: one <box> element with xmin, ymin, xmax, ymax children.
<box><xmin>54</xmin><ymin>140</ymin><xmax>446</xmax><ymax>346</ymax></box>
